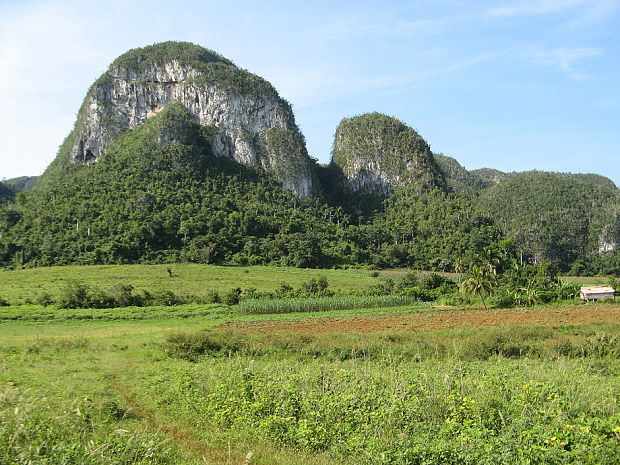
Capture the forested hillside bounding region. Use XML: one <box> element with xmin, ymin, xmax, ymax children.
<box><xmin>2</xmin><ymin>176</ymin><xmax>38</xmax><ymax>193</ymax></box>
<box><xmin>0</xmin><ymin>42</ymin><xmax>618</xmax><ymax>275</ymax></box>
<box><xmin>0</xmin><ymin>104</ymin><xmax>505</xmax><ymax>270</ymax></box>
<box><xmin>474</xmin><ymin>171</ymin><xmax>619</xmax><ymax>273</ymax></box>
<box><xmin>0</xmin><ymin>183</ymin><xmax>15</xmax><ymax>205</ymax></box>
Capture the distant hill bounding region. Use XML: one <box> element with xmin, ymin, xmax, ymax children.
<box><xmin>0</xmin><ymin>176</ymin><xmax>38</xmax><ymax>204</ymax></box>
<box><xmin>0</xmin><ymin>183</ymin><xmax>15</xmax><ymax>205</ymax></box>
<box><xmin>470</xmin><ymin>168</ymin><xmax>509</xmax><ymax>185</ymax></box>
<box><xmin>432</xmin><ymin>153</ymin><xmax>490</xmax><ymax>195</ymax></box>
<box><xmin>475</xmin><ymin>171</ymin><xmax>619</xmax><ymax>270</ymax></box>
<box><xmin>3</xmin><ymin>176</ymin><xmax>38</xmax><ymax>193</ymax></box>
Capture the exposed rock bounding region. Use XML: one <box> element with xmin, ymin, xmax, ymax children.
<box><xmin>62</xmin><ymin>42</ymin><xmax>314</xmax><ymax>198</ymax></box>
<box><xmin>331</xmin><ymin>112</ymin><xmax>445</xmax><ymax>197</ymax></box>
<box><xmin>598</xmin><ymin>213</ymin><xmax>619</xmax><ymax>253</ymax></box>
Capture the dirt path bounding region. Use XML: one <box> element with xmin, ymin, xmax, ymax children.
<box><xmin>111</xmin><ymin>358</ymin><xmax>244</xmax><ymax>465</ymax></box>
<box><xmin>219</xmin><ymin>303</ymin><xmax>620</xmax><ymax>334</ymax></box>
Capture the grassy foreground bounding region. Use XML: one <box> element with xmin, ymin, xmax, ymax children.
<box><xmin>1</xmin><ymin>265</ymin><xmax>619</xmax><ymax>464</ymax></box>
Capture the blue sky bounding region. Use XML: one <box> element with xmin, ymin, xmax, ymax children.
<box><xmin>1</xmin><ymin>0</ymin><xmax>619</xmax><ymax>185</ymax></box>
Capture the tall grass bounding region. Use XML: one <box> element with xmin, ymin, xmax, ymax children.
<box><xmin>0</xmin><ymin>384</ymin><xmax>183</xmax><ymax>464</ymax></box>
<box><xmin>237</xmin><ymin>295</ymin><xmax>419</xmax><ymax>314</ymax></box>
<box><xmin>154</xmin><ymin>326</ymin><xmax>620</xmax><ymax>465</ymax></box>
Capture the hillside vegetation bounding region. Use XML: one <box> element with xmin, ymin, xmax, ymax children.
<box><xmin>475</xmin><ymin>171</ymin><xmax>619</xmax><ymax>272</ymax></box>
<box><xmin>0</xmin><ymin>42</ymin><xmax>618</xmax><ymax>274</ymax></box>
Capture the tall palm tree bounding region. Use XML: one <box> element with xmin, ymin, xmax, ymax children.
<box><xmin>454</xmin><ymin>257</ymin><xmax>464</xmax><ymax>283</ymax></box>
<box><xmin>461</xmin><ymin>265</ymin><xmax>494</xmax><ymax>309</ymax></box>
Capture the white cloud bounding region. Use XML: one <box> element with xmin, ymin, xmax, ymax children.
<box><xmin>521</xmin><ymin>47</ymin><xmax>602</xmax><ymax>79</ymax></box>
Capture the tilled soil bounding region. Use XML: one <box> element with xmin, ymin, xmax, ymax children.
<box><xmin>219</xmin><ymin>303</ymin><xmax>620</xmax><ymax>334</ymax></box>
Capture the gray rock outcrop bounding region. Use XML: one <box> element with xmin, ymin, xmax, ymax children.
<box><xmin>331</xmin><ymin>112</ymin><xmax>445</xmax><ymax>197</ymax></box>
<box><xmin>67</xmin><ymin>42</ymin><xmax>313</xmax><ymax>198</ymax></box>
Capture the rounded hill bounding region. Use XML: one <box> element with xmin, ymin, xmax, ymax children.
<box><xmin>41</xmin><ymin>41</ymin><xmax>314</xmax><ymax>199</ymax></box>
<box><xmin>331</xmin><ymin>112</ymin><xmax>446</xmax><ymax>197</ymax></box>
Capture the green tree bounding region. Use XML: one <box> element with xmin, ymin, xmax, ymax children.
<box><xmin>460</xmin><ymin>265</ymin><xmax>494</xmax><ymax>309</ymax></box>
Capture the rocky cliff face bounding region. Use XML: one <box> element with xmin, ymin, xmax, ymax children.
<box><xmin>331</xmin><ymin>113</ymin><xmax>445</xmax><ymax>196</ymax></box>
<box><xmin>62</xmin><ymin>42</ymin><xmax>313</xmax><ymax>198</ymax></box>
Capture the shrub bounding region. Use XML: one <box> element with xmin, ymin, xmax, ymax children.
<box><xmin>108</xmin><ymin>283</ymin><xmax>138</xmax><ymax>307</ymax></box>
<box><xmin>275</xmin><ymin>282</ymin><xmax>295</xmax><ymax>298</ymax></box>
<box><xmin>242</xmin><ymin>287</ymin><xmax>261</xmax><ymax>300</ymax></box>
<box><xmin>35</xmin><ymin>292</ymin><xmax>55</xmax><ymax>307</ymax></box>
<box><xmin>57</xmin><ymin>281</ymin><xmax>93</xmax><ymax>309</ymax></box>
<box><xmin>165</xmin><ymin>330</ymin><xmax>242</xmax><ymax>360</ymax></box>
<box><xmin>298</xmin><ymin>277</ymin><xmax>333</xmax><ymax>297</ymax></box>
<box><xmin>223</xmin><ymin>287</ymin><xmax>242</xmax><ymax>306</ymax></box>
<box><xmin>398</xmin><ymin>271</ymin><xmax>419</xmax><ymax>289</ymax></box>
<box><xmin>205</xmin><ymin>289</ymin><xmax>221</xmax><ymax>304</ymax></box>
<box><xmin>152</xmin><ymin>290</ymin><xmax>180</xmax><ymax>306</ymax></box>
<box><xmin>399</xmin><ymin>286</ymin><xmax>434</xmax><ymax>301</ymax></box>
<box><xmin>488</xmin><ymin>292</ymin><xmax>516</xmax><ymax>308</ymax></box>
<box><xmin>0</xmin><ymin>296</ymin><xmax>9</xmax><ymax>307</ymax></box>
<box><xmin>88</xmin><ymin>288</ymin><xmax>115</xmax><ymax>308</ymax></box>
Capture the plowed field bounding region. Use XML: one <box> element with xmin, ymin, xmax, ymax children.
<box><xmin>220</xmin><ymin>303</ymin><xmax>620</xmax><ymax>334</ymax></box>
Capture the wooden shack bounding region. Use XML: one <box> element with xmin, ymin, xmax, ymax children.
<box><xmin>580</xmin><ymin>286</ymin><xmax>615</xmax><ymax>302</ymax></box>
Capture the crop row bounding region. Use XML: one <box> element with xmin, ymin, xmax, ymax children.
<box><xmin>237</xmin><ymin>295</ymin><xmax>419</xmax><ymax>314</ymax></box>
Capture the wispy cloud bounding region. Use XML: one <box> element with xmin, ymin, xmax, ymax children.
<box><xmin>263</xmin><ymin>47</ymin><xmax>512</xmax><ymax>108</ymax></box>
<box><xmin>489</xmin><ymin>0</ymin><xmax>590</xmax><ymax>17</ymax></box>
<box><xmin>521</xmin><ymin>47</ymin><xmax>602</xmax><ymax>79</ymax></box>
<box><xmin>316</xmin><ymin>13</ymin><xmax>460</xmax><ymax>41</ymax></box>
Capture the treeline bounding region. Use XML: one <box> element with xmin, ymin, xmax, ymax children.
<box><xmin>0</xmin><ymin>105</ymin><xmax>618</xmax><ymax>275</ymax></box>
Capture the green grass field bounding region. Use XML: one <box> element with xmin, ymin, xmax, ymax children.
<box><xmin>1</xmin><ymin>265</ymin><xmax>619</xmax><ymax>464</ymax></box>
<box><xmin>0</xmin><ymin>264</ymin><xmax>379</xmax><ymax>305</ymax></box>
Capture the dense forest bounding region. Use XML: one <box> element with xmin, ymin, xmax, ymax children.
<box><xmin>1</xmin><ymin>103</ymin><xmax>617</xmax><ymax>274</ymax></box>
<box><xmin>0</xmin><ymin>105</ymin><xmax>503</xmax><ymax>270</ymax></box>
<box><xmin>0</xmin><ymin>42</ymin><xmax>618</xmax><ymax>275</ymax></box>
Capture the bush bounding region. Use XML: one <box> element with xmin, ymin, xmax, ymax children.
<box><xmin>0</xmin><ymin>296</ymin><xmax>9</xmax><ymax>307</ymax></box>
<box><xmin>298</xmin><ymin>277</ymin><xmax>333</xmax><ymax>297</ymax></box>
<box><xmin>152</xmin><ymin>290</ymin><xmax>180</xmax><ymax>306</ymax></box>
<box><xmin>165</xmin><ymin>330</ymin><xmax>242</xmax><ymax>360</ymax></box>
<box><xmin>398</xmin><ymin>286</ymin><xmax>435</xmax><ymax>301</ymax></box>
<box><xmin>88</xmin><ymin>288</ymin><xmax>115</xmax><ymax>308</ymax></box>
<box><xmin>488</xmin><ymin>292</ymin><xmax>516</xmax><ymax>308</ymax></box>
<box><xmin>205</xmin><ymin>289</ymin><xmax>221</xmax><ymax>304</ymax></box>
<box><xmin>108</xmin><ymin>283</ymin><xmax>138</xmax><ymax>307</ymax></box>
<box><xmin>398</xmin><ymin>271</ymin><xmax>419</xmax><ymax>289</ymax></box>
<box><xmin>57</xmin><ymin>281</ymin><xmax>93</xmax><ymax>309</ymax></box>
<box><xmin>35</xmin><ymin>292</ymin><xmax>55</xmax><ymax>307</ymax></box>
<box><xmin>223</xmin><ymin>288</ymin><xmax>242</xmax><ymax>306</ymax></box>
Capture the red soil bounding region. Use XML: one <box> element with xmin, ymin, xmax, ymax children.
<box><xmin>219</xmin><ymin>304</ymin><xmax>620</xmax><ymax>335</ymax></box>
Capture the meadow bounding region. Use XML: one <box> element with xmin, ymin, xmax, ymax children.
<box><xmin>0</xmin><ymin>264</ymin><xmax>378</xmax><ymax>305</ymax></box>
<box><xmin>1</xmin><ymin>265</ymin><xmax>619</xmax><ymax>464</ymax></box>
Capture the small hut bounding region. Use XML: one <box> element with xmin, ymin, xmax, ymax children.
<box><xmin>580</xmin><ymin>286</ymin><xmax>615</xmax><ymax>302</ymax></box>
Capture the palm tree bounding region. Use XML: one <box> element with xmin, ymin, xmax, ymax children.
<box><xmin>461</xmin><ymin>265</ymin><xmax>494</xmax><ymax>309</ymax></box>
<box><xmin>480</xmin><ymin>247</ymin><xmax>501</xmax><ymax>276</ymax></box>
<box><xmin>454</xmin><ymin>257</ymin><xmax>464</xmax><ymax>283</ymax></box>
